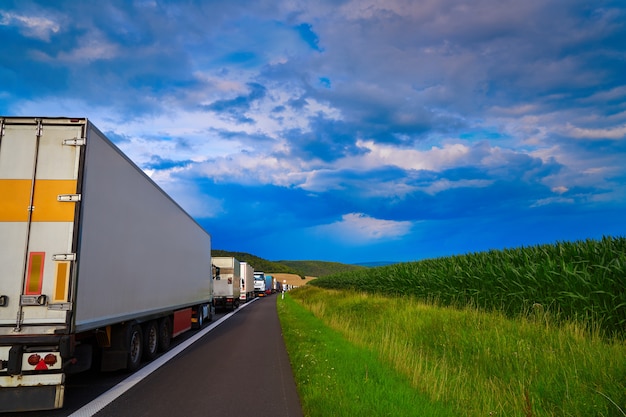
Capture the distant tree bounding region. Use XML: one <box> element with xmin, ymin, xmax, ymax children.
<box><xmin>211</xmin><ymin>250</ymin><xmax>366</xmax><ymax>277</ymax></box>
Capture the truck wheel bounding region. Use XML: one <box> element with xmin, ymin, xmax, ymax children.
<box><xmin>127</xmin><ymin>324</ymin><xmax>143</xmax><ymax>371</ymax></box>
<box><xmin>157</xmin><ymin>317</ymin><xmax>172</xmax><ymax>352</ymax></box>
<box><xmin>197</xmin><ymin>308</ymin><xmax>204</xmax><ymax>328</ymax></box>
<box><xmin>142</xmin><ymin>321</ymin><xmax>159</xmax><ymax>361</ymax></box>
<box><xmin>194</xmin><ymin>305</ymin><xmax>204</xmax><ymax>329</ymax></box>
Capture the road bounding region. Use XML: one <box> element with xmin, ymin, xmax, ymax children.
<box><xmin>6</xmin><ymin>294</ymin><xmax>303</xmax><ymax>417</ymax></box>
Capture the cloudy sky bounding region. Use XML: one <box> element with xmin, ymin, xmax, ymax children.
<box><xmin>2</xmin><ymin>0</ymin><xmax>625</xmax><ymax>264</ymax></box>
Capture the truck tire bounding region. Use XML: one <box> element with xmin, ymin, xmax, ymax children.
<box><xmin>142</xmin><ymin>321</ymin><xmax>159</xmax><ymax>361</ymax></box>
<box><xmin>193</xmin><ymin>305</ymin><xmax>205</xmax><ymax>330</ymax></box>
<box><xmin>197</xmin><ymin>308</ymin><xmax>204</xmax><ymax>328</ymax></box>
<box><xmin>127</xmin><ymin>324</ymin><xmax>143</xmax><ymax>372</ymax></box>
<box><xmin>157</xmin><ymin>317</ymin><xmax>172</xmax><ymax>352</ymax></box>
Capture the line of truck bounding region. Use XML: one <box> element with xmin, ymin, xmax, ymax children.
<box><xmin>0</xmin><ymin>117</ymin><xmax>276</xmax><ymax>413</ymax></box>
<box><xmin>253</xmin><ymin>271</ymin><xmax>282</xmax><ymax>297</ymax></box>
<box><xmin>212</xmin><ymin>257</ymin><xmax>260</xmax><ymax>311</ymax></box>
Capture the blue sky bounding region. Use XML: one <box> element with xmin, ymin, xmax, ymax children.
<box><xmin>2</xmin><ymin>0</ymin><xmax>625</xmax><ymax>264</ymax></box>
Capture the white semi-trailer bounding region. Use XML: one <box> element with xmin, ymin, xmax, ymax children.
<box><xmin>253</xmin><ymin>271</ymin><xmax>266</xmax><ymax>297</ymax></box>
<box><xmin>0</xmin><ymin>117</ymin><xmax>214</xmax><ymax>412</ymax></box>
<box><xmin>212</xmin><ymin>256</ymin><xmax>241</xmax><ymax>311</ymax></box>
<box><xmin>239</xmin><ymin>261</ymin><xmax>255</xmax><ymax>303</ymax></box>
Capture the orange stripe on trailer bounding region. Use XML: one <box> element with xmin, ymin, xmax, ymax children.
<box><xmin>0</xmin><ymin>179</ymin><xmax>77</xmax><ymax>222</ymax></box>
<box><xmin>31</xmin><ymin>179</ymin><xmax>78</xmax><ymax>222</ymax></box>
<box><xmin>25</xmin><ymin>252</ymin><xmax>45</xmax><ymax>295</ymax></box>
<box><xmin>0</xmin><ymin>179</ymin><xmax>32</xmax><ymax>221</ymax></box>
<box><xmin>172</xmin><ymin>308</ymin><xmax>192</xmax><ymax>338</ymax></box>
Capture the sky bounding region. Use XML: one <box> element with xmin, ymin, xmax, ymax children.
<box><xmin>1</xmin><ymin>0</ymin><xmax>625</xmax><ymax>264</ymax></box>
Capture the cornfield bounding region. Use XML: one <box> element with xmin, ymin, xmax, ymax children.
<box><xmin>311</xmin><ymin>236</ymin><xmax>626</xmax><ymax>337</ymax></box>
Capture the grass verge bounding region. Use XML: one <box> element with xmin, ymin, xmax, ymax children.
<box><xmin>277</xmin><ymin>292</ymin><xmax>457</xmax><ymax>417</ymax></box>
<box><xmin>284</xmin><ymin>286</ymin><xmax>626</xmax><ymax>417</ymax></box>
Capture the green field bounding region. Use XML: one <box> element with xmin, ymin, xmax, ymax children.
<box><xmin>310</xmin><ymin>236</ymin><xmax>626</xmax><ymax>338</ymax></box>
<box><xmin>278</xmin><ymin>236</ymin><xmax>626</xmax><ymax>416</ymax></box>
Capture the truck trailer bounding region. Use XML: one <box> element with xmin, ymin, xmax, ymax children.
<box><xmin>265</xmin><ymin>274</ymin><xmax>274</xmax><ymax>295</ymax></box>
<box><xmin>212</xmin><ymin>256</ymin><xmax>241</xmax><ymax>311</ymax></box>
<box><xmin>253</xmin><ymin>271</ymin><xmax>266</xmax><ymax>297</ymax></box>
<box><xmin>239</xmin><ymin>261</ymin><xmax>254</xmax><ymax>303</ymax></box>
<box><xmin>0</xmin><ymin>117</ymin><xmax>214</xmax><ymax>412</ymax></box>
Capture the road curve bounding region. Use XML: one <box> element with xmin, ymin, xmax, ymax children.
<box><xmin>93</xmin><ymin>295</ymin><xmax>303</xmax><ymax>417</ymax></box>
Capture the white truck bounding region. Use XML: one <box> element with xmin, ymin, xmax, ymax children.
<box><xmin>0</xmin><ymin>117</ymin><xmax>214</xmax><ymax>412</ymax></box>
<box><xmin>253</xmin><ymin>271</ymin><xmax>266</xmax><ymax>297</ymax></box>
<box><xmin>239</xmin><ymin>261</ymin><xmax>255</xmax><ymax>303</ymax></box>
<box><xmin>212</xmin><ymin>256</ymin><xmax>241</xmax><ymax>311</ymax></box>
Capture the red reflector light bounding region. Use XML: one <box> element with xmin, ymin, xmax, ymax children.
<box><xmin>27</xmin><ymin>354</ymin><xmax>41</xmax><ymax>366</ymax></box>
<box><xmin>34</xmin><ymin>361</ymin><xmax>48</xmax><ymax>371</ymax></box>
<box><xmin>44</xmin><ymin>354</ymin><xmax>57</xmax><ymax>366</ymax></box>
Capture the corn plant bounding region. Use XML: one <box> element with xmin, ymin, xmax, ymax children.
<box><xmin>311</xmin><ymin>236</ymin><xmax>626</xmax><ymax>337</ymax></box>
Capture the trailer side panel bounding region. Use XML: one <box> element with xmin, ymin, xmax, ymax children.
<box><xmin>74</xmin><ymin>123</ymin><xmax>212</xmax><ymax>331</ymax></box>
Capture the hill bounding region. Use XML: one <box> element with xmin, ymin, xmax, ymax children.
<box><xmin>212</xmin><ymin>250</ymin><xmax>304</xmax><ymax>276</ymax></box>
<box><xmin>212</xmin><ymin>250</ymin><xmax>365</xmax><ymax>278</ymax></box>
<box><xmin>278</xmin><ymin>260</ymin><xmax>366</xmax><ymax>277</ymax></box>
<box><xmin>354</xmin><ymin>261</ymin><xmax>397</xmax><ymax>268</ymax></box>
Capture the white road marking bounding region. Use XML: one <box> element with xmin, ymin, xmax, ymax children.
<box><xmin>68</xmin><ymin>299</ymin><xmax>258</xmax><ymax>417</ymax></box>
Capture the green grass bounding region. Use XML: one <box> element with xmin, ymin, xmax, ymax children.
<box><xmin>283</xmin><ymin>286</ymin><xmax>626</xmax><ymax>417</ymax></box>
<box><xmin>310</xmin><ymin>236</ymin><xmax>626</xmax><ymax>338</ymax></box>
<box><xmin>277</xmin><ymin>293</ymin><xmax>457</xmax><ymax>417</ymax></box>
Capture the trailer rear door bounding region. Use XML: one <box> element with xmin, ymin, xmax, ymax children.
<box><xmin>0</xmin><ymin>118</ymin><xmax>83</xmax><ymax>334</ymax></box>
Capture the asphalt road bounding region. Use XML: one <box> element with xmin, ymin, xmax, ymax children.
<box><xmin>5</xmin><ymin>294</ymin><xmax>303</xmax><ymax>417</ymax></box>
<box><xmin>92</xmin><ymin>294</ymin><xmax>302</xmax><ymax>417</ymax></box>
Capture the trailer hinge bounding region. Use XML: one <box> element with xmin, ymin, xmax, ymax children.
<box><xmin>48</xmin><ymin>303</ymin><xmax>72</xmax><ymax>311</ymax></box>
<box><xmin>63</xmin><ymin>138</ymin><xmax>86</xmax><ymax>146</ymax></box>
<box><xmin>52</xmin><ymin>253</ymin><xmax>76</xmax><ymax>261</ymax></box>
<box><xmin>58</xmin><ymin>194</ymin><xmax>81</xmax><ymax>202</ymax></box>
<box><xmin>36</xmin><ymin>119</ymin><xmax>43</xmax><ymax>136</ymax></box>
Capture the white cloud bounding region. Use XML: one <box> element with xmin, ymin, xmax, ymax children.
<box><xmin>55</xmin><ymin>33</ymin><xmax>119</xmax><ymax>63</ymax></box>
<box><xmin>0</xmin><ymin>11</ymin><xmax>60</xmax><ymax>41</ymax></box>
<box><xmin>350</xmin><ymin>140</ymin><xmax>471</xmax><ymax>171</ymax></box>
<box><xmin>562</xmin><ymin>123</ymin><xmax>626</xmax><ymax>140</ymax></box>
<box><xmin>419</xmin><ymin>178</ymin><xmax>493</xmax><ymax>195</ymax></box>
<box><xmin>531</xmin><ymin>196</ymin><xmax>575</xmax><ymax>207</ymax></box>
<box><xmin>583</xmin><ymin>86</ymin><xmax>626</xmax><ymax>103</ymax></box>
<box><xmin>149</xmin><ymin>169</ymin><xmax>225</xmax><ymax>219</ymax></box>
<box><xmin>551</xmin><ymin>186</ymin><xmax>569</xmax><ymax>194</ymax></box>
<box><xmin>313</xmin><ymin>213</ymin><xmax>413</xmax><ymax>243</ymax></box>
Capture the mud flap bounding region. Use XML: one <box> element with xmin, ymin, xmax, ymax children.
<box><xmin>64</xmin><ymin>343</ymin><xmax>93</xmax><ymax>374</ymax></box>
<box><xmin>100</xmin><ymin>323</ymin><xmax>132</xmax><ymax>372</ymax></box>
